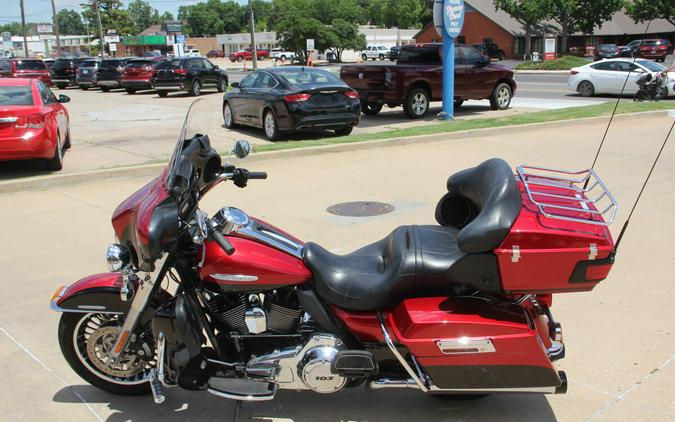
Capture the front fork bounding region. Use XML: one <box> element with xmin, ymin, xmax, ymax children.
<box><xmin>108</xmin><ymin>253</ymin><xmax>169</xmax><ymax>363</ymax></box>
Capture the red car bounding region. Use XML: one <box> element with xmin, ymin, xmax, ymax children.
<box><xmin>206</xmin><ymin>49</ymin><xmax>225</xmax><ymax>58</ymax></box>
<box><xmin>0</xmin><ymin>57</ymin><xmax>52</xmax><ymax>86</ymax></box>
<box><xmin>637</xmin><ymin>39</ymin><xmax>672</xmax><ymax>62</ymax></box>
<box><xmin>229</xmin><ymin>48</ymin><xmax>270</xmax><ymax>62</ymax></box>
<box><xmin>121</xmin><ymin>57</ymin><xmax>165</xmax><ymax>94</ymax></box>
<box><xmin>0</xmin><ymin>78</ymin><xmax>70</xmax><ymax>170</ymax></box>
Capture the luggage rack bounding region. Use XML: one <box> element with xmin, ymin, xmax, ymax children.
<box><xmin>516</xmin><ymin>165</ymin><xmax>618</xmax><ymax>226</ymax></box>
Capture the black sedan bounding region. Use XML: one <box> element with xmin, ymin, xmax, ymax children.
<box><xmin>223</xmin><ymin>67</ymin><xmax>361</xmax><ymax>141</ymax></box>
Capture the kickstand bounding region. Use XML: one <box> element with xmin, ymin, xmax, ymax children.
<box><xmin>232</xmin><ymin>400</ymin><xmax>242</xmax><ymax>422</ymax></box>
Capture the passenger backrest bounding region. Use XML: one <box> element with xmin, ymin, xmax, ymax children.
<box><xmin>445</xmin><ymin>158</ymin><xmax>521</xmax><ymax>253</ymax></box>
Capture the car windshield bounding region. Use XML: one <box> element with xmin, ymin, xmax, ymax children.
<box><xmin>157</xmin><ymin>59</ymin><xmax>183</xmax><ymax>69</ymax></box>
<box><xmin>81</xmin><ymin>60</ymin><xmax>98</xmax><ymax>67</ymax></box>
<box><xmin>101</xmin><ymin>59</ymin><xmax>122</xmax><ymax>67</ymax></box>
<box><xmin>52</xmin><ymin>59</ymin><xmax>73</xmax><ymax>69</ymax></box>
<box><xmin>642</xmin><ymin>40</ymin><xmax>660</xmax><ymax>46</ymax></box>
<box><xmin>127</xmin><ymin>60</ymin><xmax>152</xmax><ymax>68</ymax></box>
<box><xmin>14</xmin><ymin>60</ymin><xmax>46</xmax><ymax>70</ymax></box>
<box><xmin>599</xmin><ymin>44</ymin><xmax>617</xmax><ymax>51</ymax></box>
<box><xmin>636</xmin><ymin>60</ymin><xmax>665</xmax><ymax>72</ymax></box>
<box><xmin>274</xmin><ymin>68</ymin><xmax>341</xmax><ymax>85</ymax></box>
<box><xmin>0</xmin><ymin>86</ymin><xmax>34</xmax><ymax>105</ymax></box>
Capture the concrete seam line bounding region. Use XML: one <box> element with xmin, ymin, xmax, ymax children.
<box><xmin>584</xmin><ymin>353</ymin><xmax>675</xmax><ymax>421</ymax></box>
<box><xmin>0</xmin><ymin>325</ymin><xmax>105</xmax><ymax>422</ymax></box>
<box><xmin>0</xmin><ymin>110</ymin><xmax>668</xmax><ymax>194</ymax></box>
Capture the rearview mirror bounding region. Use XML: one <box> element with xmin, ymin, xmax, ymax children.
<box><xmin>231</xmin><ymin>82</ymin><xmax>240</xmax><ymax>89</ymax></box>
<box><xmin>214</xmin><ymin>64</ymin><xmax>219</xmax><ymax>69</ymax></box>
<box><xmin>58</xmin><ymin>95</ymin><xmax>70</xmax><ymax>103</ymax></box>
<box><xmin>477</xmin><ymin>55</ymin><xmax>491</xmax><ymax>67</ymax></box>
<box><xmin>232</xmin><ymin>140</ymin><xmax>251</xmax><ymax>159</ymax></box>
<box><xmin>634</xmin><ymin>68</ymin><xmax>645</xmax><ymax>73</ymax></box>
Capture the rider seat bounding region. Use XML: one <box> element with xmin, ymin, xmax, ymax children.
<box><xmin>303</xmin><ymin>158</ymin><xmax>521</xmax><ymax>311</ymax></box>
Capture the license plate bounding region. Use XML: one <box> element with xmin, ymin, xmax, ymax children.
<box><xmin>82</xmin><ymin>69</ymin><xmax>89</xmax><ymax>74</ymax></box>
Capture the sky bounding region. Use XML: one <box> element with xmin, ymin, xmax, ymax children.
<box><xmin>0</xmin><ymin>0</ymin><xmax>247</xmax><ymax>24</ymax></box>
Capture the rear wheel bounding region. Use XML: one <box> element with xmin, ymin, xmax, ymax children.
<box><xmin>57</xmin><ymin>84</ymin><xmax>67</xmax><ymax>89</ymax></box>
<box><xmin>403</xmin><ymin>87</ymin><xmax>430</xmax><ymax>119</ymax></box>
<box><xmin>258</xmin><ymin>55</ymin><xmax>265</xmax><ymax>61</ymax></box>
<box><xmin>378</xmin><ymin>54</ymin><xmax>385</xmax><ymax>60</ymax></box>
<box><xmin>223</xmin><ymin>102</ymin><xmax>237</xmax><ymax>128</ymax></box>
<box><xmin>81</xmin><ymin>86</ymin><xmax>89</xmax><ymax>91</ymax></box>
<box><xmin>217</xmin><ymin>77</ymin><xmax>227</xmax><ymax>93</ymax></box>
<box><xmin>335</xmin><ymin>125</ymin><xmax>353</xmax><ymax>136</ymax></box>
<box><xmin>190</xmin><ymin>80</ymin><xmax>201</xmax><ymax>96</ymax></box>
<box><xmin>577</xmin><ymin>80</ymin><xmax>594</xmax><ymax>97</ymax></box>
<box><xmin>126</xmin><ymin>88</ymin><xmax>136</xmax><ymax>94</ymax></box>
<box><xmin>157</xmin><ymin>91</ymin><xmax>168</xmax><ymax>97</ymax></box>
<box><xmin>63</xmin><ymin>128</ymin><xmax>71</xmax><ymax>149</ymax></box>
<box><xmin>489</xmin><ymin>83</ymin><xmax>512</xmax><ymax>110</ymax></box>
<box><xmin>58</xmin><ymin>312</ymin><xmax>153</xmax><ymax>396</ymax></box>
<box><xmin>263</xmin><ymin>110</ymin><xmax>280</xmax><ymax>141</ymax></box>
<box><xmin>100</xmin><ymin>86</ymin><xmax>110</xmax><ymax>92</ymax></box>
<box><xmin>362</xmin><ymin>102</ymin><xmax>383</xmax><ymax>116</ymax></box>
<box><xmin>45</xmin><ymin>131</ymin><xmax>64</xmax><ymax>171</ymax></box>
<box><xmin>237</xmin><ymin>56</ymin><xmax>244</xmax><ymax>62</ymax></box>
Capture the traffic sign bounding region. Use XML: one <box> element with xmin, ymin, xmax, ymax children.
<box><xmin>109</xmin><ymin>43</ymin><xmax>117</xmax><ymax>52</ymax></box>
<box><xmin>176</xmin><ymin>35</ymin><xmax>185</xmax><ymax>44</ymax></box>
<box><xmin>104</xmin><ymin>35</ymin><xmax>120</xmax><ymax>43</ymax></box>
<box><xmin>306</xmin><ymin>39</ymin><xmax>314</xmax><ymax>51</ymax></box>
<box><xmin>37</xmin><ymin>24</ymin><xmax>53</xmax><ymax>34</ymax></box>
<box><xmin>443</xmin><ymin>0</ymin><xmax>465</xmax><ymax>38</ymax></box>
<box><xmin>432</xmin><ymin>0</ymin><xmax>444</xmax><ymax>37</ymax></box>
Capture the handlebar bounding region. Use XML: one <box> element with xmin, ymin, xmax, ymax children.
<box><xmin>247</xmin><ymin>171</ymin><xmax>267</xmax><ymax>180</ymax></box>
<box><xmin>210</xmin><ymin>230</ymin><xmax>235</xmax><ymax>255</ymax></box>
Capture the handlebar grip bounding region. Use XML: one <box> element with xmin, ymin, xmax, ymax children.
<box><xmin>211</xmin><ymin>230</ymin><xmax>235</xmax><ymax>255</ymax></box>
<box><xmin>247</xmin><ymin>171</ymin><xmax>267</xmax><ymax>180</ymax></box>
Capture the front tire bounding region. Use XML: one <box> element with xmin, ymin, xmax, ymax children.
<box><xmin>361</xmin><ymin>54</ymin><xmax>367</xmax><ymax>61</ymax></box>
<box><xmin>57</xmin><ymin>84</ymin><xmax>67</xmax><ymax>89</ymax></box>
<box><xmin>489</xmin><ymin>82</ymin><xmax>512</xmax><ymax>110</ymax></box>
<box><xmin>378</xmin><ymin>54</ymin><xmax>385</xmax><ymax>60</ymax></box>
<box><xmin>403</xmin><ymin>87</ymin><xmax>430</xmax><ymax>119</ymax></box>
<box><xmin>58</xmin><ymin>313</ymin><xmax>152</xmax><ymax>396</ymax></box>
<box><xmin>217</xmin><ymin>77</ymin><xmax>227</xmax><ymax>93</ymax></box>
<box><xmin>126</xmin><ymin>88</ymin><xmax>136</xmax><ymax>94</ymax></box>
<box><xmin>190</xmin><ymin>80</ymin><xmax>201</xmax><ymax>96</ymax></box>
<box><xmin>101</xmin><ymin>86</ymin><xmax>110</xmax><ymax>92</ymax></box>
<box><xmin>335</xmin><ymin>125</ymin><xmax>353</xmax><ymax>136</ymax></box>
<box><xmin>157</xmin><ymin>91</ymin><xmax>168</xmax><ymax>97</ymax></box>
<box><xmin>263</xmin><ymin>110</ymin><xmax>280</xmax><ymax>141</ymax></box>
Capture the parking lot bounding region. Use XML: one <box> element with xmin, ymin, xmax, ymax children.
<box><xmin>0</xmin><ymin>113</ymin><xmax>673</xmax><ymax>421</ymax></box>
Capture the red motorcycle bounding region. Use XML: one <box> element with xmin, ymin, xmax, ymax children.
<box><xmin>50</xmin><ymin>100</ymin><xmax>618</xmax><ymax>402</ymax></box>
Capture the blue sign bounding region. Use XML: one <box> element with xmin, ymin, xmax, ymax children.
<box><xmin>443</xmin><ymin>0</ymin><xmax>465</xmax><ymax>39</ymax></box>
<box><xmin>176</xmin><ymin>35</ymin><xmax>186</xmax><ymax>44</ymax></box>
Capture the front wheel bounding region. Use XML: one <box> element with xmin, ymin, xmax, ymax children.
<box><xmin>101</xmin><ymin>86</ymin><xmax>110</xmax><ymax>92</ymax></box>
<box><xmin>217</xmin><ymin>77</ymin><xmax>228</xmax><ymax>93</ymax></box>
<box><xmin>361</xmin><ymin>54</ymin><xmax>367</xmax><ymax>61</ymax></box>
<box><xmin>126</xmin><ymin>88</ymin><xmax>136</xmax><ymax>94</ymax></box>
<box><xmin>57</xmin><ymin>84</ymin><xmax>67</xmax><ymax>89</ymax></box>
<box><xmin>378</xmin><ymin>54</ymin><xmax>385</xmax><ymax>60</ymax></box>
<box><xmin>157</xmin><ymin>91</ymin><xmax>168</xmax><ymax>97</ymax></box>
<box><xmin>58</xmin><ymin>313</ymin><xmax>154</xmax><ymax>395</ymax></box>
<box><xmin>490</xmin><ymin>83</ymin><xmax>512</xmax><ymax>110</ymax></box>
<box><xmin>335</xmin><ymin>125</ymin><xmax>353</xmax><ymax>136</ymax></box>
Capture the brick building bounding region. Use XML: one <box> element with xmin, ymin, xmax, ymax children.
<box><xmin>414</xmin><ymin>0</ymin><xmax>674</xmax><ymax>59</ymax></box>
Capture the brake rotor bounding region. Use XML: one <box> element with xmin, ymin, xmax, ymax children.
<box><xmin>85</xmin><ymin>326</ymin><xmax>146</xmax><ymax>378</ymax></box>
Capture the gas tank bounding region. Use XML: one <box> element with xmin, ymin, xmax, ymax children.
<box><xmin>199</xmin><ymin>217</ymin><xmax>312</xmax><ymax>291</ymax></box>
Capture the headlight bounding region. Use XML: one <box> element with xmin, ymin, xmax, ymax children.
<box><xmin>106</xmin><ymin>244</ymin><xmax>130</xmax><ymax>272</ymax></box>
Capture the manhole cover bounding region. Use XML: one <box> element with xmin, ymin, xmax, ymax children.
<box><xmin>327</xmin><ymin>201</ymin><xmax>395</xmax><ymax>217</ymax></box>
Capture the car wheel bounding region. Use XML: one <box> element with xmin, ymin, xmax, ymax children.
<box><xmin>217</xmin><ymin>77</ymin><xmax>228</xmax><ymax>93</ymax></box>
<box><xmin>157</xmin><ymin>91</ymin><xmax>168</xmax><ymax>97</ymax></box>
<box><xmin>454</xmin><ymin>98</ymin><xmax>464</xmax><ymax>108</ymax></box>
<box><xmin>63</xmin><ymin>128</ymin><xmax>71</xmax><ymax>149</ymax></box>
<box><xmin>577</xmin><ymin>80</ymin><xmax>595</xmax><ymax>97</ymax></box>
<box><xmin>223</xmin><ymin>102</ymin><xmax>237</xmax><ymax>128</ymax></box>
<box><xmin>101</xmin><ymin>86</ymin><xmax>110</xmax><ymax>92</ymax></box>
<box><xmin>403</xmin><ymin>87</ymin><xmax>430</xmax><ymax>119</ymax></box>
<box><xmin>237</xmin><ymin>56</ymin><xmax>243</xmax><ymax>62</ymax></box>
<box><xmin>280</xmin><ymin>55</ymin><xmax>286</xmax><ymax>61</ymax></box>
<box><xmin>258</xmin><ymin>55</ymin><xmax>265</xmax><ymax>61</ymax></box>
<box><xmin>362</xmin><ymin>102</ymin><xmax>383</xmax><ymax>116</ymax></box>
<box><xmin>498</xmin><ymin>53</ymin><xmax>505</xmax><ymax>61</ymax></box>
<box><xmin>378</xmin><ymin>54</ymin><xmax>384</xmax><ymax>60</ymax></box>
<box><xmin>361</xmin><ymin>54</ymin><xmax>367</xmax><ymax>61</ymax></box>
<box><xmin>45</xmin><ymin>131</ymin><xmax>64</xmax><ymax>171</ymax></box>
<box><xmin>263</xmin><ymin>110</ymin><xmax>280</xmax><ymax>141</ymax></box>
<box><xmin>490</xmin><ymin>83</ymin><xmax>512</xmax><ymax>110</ymax></box>
<box><xmin>81</xmin><ymin>86</ymin><xmax>89</xmax><ymax>90</ymax></box>
<box><xmin>57</xmin><ymin>84</ymin><xmax>67</xmax><ymax>89</ymax></box>
<box><xmin>126</xmin><ymin>88</ymin><xmax>136</xmax><ymax>94</ymax></box>
<box><xmin>190</xmin><ymin>80</ymin><xmax>201</xmax><ymax>96</ymax></box>
<box><xmin>335</xmin><ymin>125</ymin><xmax>353</xmax><ymax>137</ymax></box>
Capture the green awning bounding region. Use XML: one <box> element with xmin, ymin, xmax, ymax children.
<box><xmin>122</xmin><ymin>35</ymin><xmax>167</xmax><ymax>46</ymax></box>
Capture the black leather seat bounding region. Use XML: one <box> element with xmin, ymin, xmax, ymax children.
<box><xmin>304</xmin><ymin>158</ymin><xmax>521</xmax><ymax>311</ymax></box>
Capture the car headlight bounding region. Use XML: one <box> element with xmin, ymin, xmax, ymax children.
<box><xmin>106</xmin><ymin>244</ymin><xmax>130</xmax><ymax>272</ymax></box>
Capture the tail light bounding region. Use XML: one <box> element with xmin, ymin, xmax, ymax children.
<box><xmin>15</xmin><ymin>114</ymin><xmax>45</xmax><ymax>129</ymax></box>
<box><xmin>570</xmin><ymin>70</ymin><xmax>579</xmax><ymax>75</ymax></box>
<box><xmin>175</xmin><ymin>68</ymin><xmax>188</xmax><ymax>74</ymax></box>
<box><xmin>658</xmin><ymin>45</ymin><xmax>666</xmax><ymax>50</ymax></box>
<box><xmin>344</xmin><ymin>90</ymin><xmax>359</xmax><ymax>99</ymax></box>
<box><xmin>284</xmin><ymin>93</ymin><xmax>312</xmax><ymax>102</ymax></box>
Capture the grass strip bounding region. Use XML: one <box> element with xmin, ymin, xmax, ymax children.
<box><xmin>515</xmin><ymin>55</ymin><xmax>590</xmax><ymax>70</ymax></box>
<box><xmin>253</xmin><ymin>101</ymin><xmax>673</xmax><ymax>153</ymax></box>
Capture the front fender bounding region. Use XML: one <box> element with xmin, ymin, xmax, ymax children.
<box><xmin>50</xmin><ymin>272</ymin><xmax>129</xmax><ymax>314</ymax></box>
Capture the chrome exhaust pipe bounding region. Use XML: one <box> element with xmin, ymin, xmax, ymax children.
<box><xmin>367</xmin><ymin>378</ymin><xmax>420</xmax><ymax>391</ymax></box>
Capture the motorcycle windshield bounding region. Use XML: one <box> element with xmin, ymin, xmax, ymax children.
<box><xmin>167</xmin><ymin>98</ymin><xmax>213</xmax><ymax>189</ymax></box>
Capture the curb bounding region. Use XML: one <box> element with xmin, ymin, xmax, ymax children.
<box><xmin>0</xmin><ymin>110</ymin><xmax>668</xmax><ymax>195</ymax></box>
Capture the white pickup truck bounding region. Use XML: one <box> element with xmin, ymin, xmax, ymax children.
<box><xmin>270</xmin><ymin>48</ymin><xmax>296</xmax><ymax>62</ymax></box>
<box><xmin>361</xmin><ymin>45</ymin><xmax>391</xmax><ymax>61</ymax></box>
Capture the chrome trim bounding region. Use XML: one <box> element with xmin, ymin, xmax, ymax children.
<box><xmin>428</xmin><ymin>385</ymin><xmax>557</xmax><ymax>394</ymax></box>
<box><xmin>244</xmin><ymin>307</ymin><xmax>267</xmax><ymax>334</ymax></box>
<box><xmin>157</xmin><ymin>332</ymin><xmax>171</xmax><ymax>387</ymax></box>
<box><xmin>511</xmin><ymin>245</ymin><xmax>521</xmax><ymax>263</ymax></box>
<box><xmin>0</xmin><ymin>117</ymin><xmax>18</xmax><ymax>123</ymax></box>
<box><xmin>377</xmin><ymin>313</ymin><xmax>429</xmax><ymax>392</ymax></box>
<box><xmin>548</xmin><ymin>341</ymin><xmax>565</xmax><ymax>360</ymax></box>
<box><xmin>149</xmin><ymin>368</ymin><xmax>166</xmax><ymax>404</ymax></box>
<box><xmin>207</xmin><ymin>384</ymin><xmax>277</xmax><ymax>401</ymax></box>
<box><xmin>234</xmin><ymin>220</ymin><xmax>304</xmax><ymax>259</ymax></box>
<box><xmin>77</xmin><ymin>305</ymin><xmax>107</xmax><ymax>310</ymax></box>
<box><xmin>50</xmin><ymin>299</ymin><xmax>123</xmax><ymax>314</ymax></box>
<box><xmin>106</xmin><ymin>244</ymin><xmax>130</xmax><ymax>272</ymax></box>
<box><xmin>367</xmin><ymin>378</ymin><xmax>419</xmax><ymax>390</ymax></box>
<box><xmin>210</xmin><ymin>273</ymin><xmax>258</xmax><ymax>282</ymax></box>
<box><xmin>437</xmin><ymin>338</ymin><xmax>496</xmax><ymax>355</ymax></box>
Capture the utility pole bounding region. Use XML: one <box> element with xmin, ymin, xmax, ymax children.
<box><xmin>248</xmin><ymin>0</ymin><xmax>257</xmax><ymax>69</ymax></box>
<box><xmin>19</xmin><ymin>0</ymin><xmax>28</xmax><ymax>56</ymax></box>
<box><xmin>85</xmin><ymin>21</ymin><xmax>92</xmax><ymax>55</ymax></box>
<box><xmin>50</xmin><ymin>0</ymin><xmax>62</xmax><ymax>57</ymax></box>
<box><xmin>94</xmin><ymin>0</ymin><xmax>105</xmax><ymax>57</ymax></box>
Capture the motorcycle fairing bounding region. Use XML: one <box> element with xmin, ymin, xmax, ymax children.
<box><xmin>51</xmin><ymin>273</ymin><xmax>128</xmax><ymax>314</ymax></box>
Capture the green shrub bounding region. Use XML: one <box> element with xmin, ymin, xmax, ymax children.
<box><xmin>515</xmin><ymin>55</ymin><xmax>590</xmax><ymax>70</ymax></box>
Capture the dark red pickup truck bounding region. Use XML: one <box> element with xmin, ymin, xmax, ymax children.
<box><xmin>340</xmin><ymin>44</ymin><xmax>517</xmax><ymax>119</ymax></box>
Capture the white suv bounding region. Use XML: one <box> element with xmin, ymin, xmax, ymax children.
<box><xmin>270</xmin><ymin>48</ymin><xmax>296</xmax><ymax>62</ymax></box>
<box><xmin>361</xmin><ymin>45</ymin><xmax>390</xmax><ymax>61</ymax></box>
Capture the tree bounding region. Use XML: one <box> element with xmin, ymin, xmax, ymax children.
<box><xmin>178</xmin><ymin>0</ymin><xmax>246</xmax><ymax>36</ymax></box>
<box><xmin>494</xmin><ymin>0</ymin><xmax>551</xmax><ymax>59</ymax></box>
<box><xmin>128</xmin><ymin>0</ymin><xmax>159</xmax><ymax>34</ymax></box>
<box><xmin>275</xmin><ymin>15</ymin><xmax>332</xmax><ymax>64</ymax></box>
<box><xmin>364</xmin><ymin>0</ymin><xmax>422</xmax><ymax>28</ymax></box>
<box><xmin>81</xmin><ymin>0</ymin><xmax>133</xmax><ymax>36</ymax></box>
<box><xmin>626</xmin><ymin>0</ymin><xmax>675</xmax><ymax>26</ymax></box>
<box><xmin>56</xmin><ymin>10</ymin><xmax>85</xmax><ymax>35</ymax></box>
<box><xmin>327</xmin><ymin>19</ymin><xmax>366</xmax><ymax>62</ymax></box>
<box><xmin>252</xmin><ymin>0</ymin><xmax>273</xmax><ymax>31</ymax></box>
<box><xmin>313</xmin><ymin>0</ymin><xmax>361</xmax><ymax>25</ymax></box>
<box><xmin>159</xmin><ymin>11</ymin><xmax>175</xmax><ymax>21</ymax></box>
<box><xmin>550</xmin><ymin>0</ymin><xmax>624</xmax><ymax>53</ymax></box>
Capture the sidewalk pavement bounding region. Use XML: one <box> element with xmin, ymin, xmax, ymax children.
<box><xmin>0</xmin><ymin>114</ymin><xmax>673</xmax><ymax>421</ymax></box>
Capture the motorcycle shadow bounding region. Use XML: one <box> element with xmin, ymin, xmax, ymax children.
<box><xmin>54</xmin><ymin>385</ymin><xmax>557</xmax><ymax>422</ymax></box>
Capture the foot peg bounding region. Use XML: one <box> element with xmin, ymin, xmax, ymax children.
<box><xmin>208</xmin><ymin>376</ymin><xmax>277</xmax><ymax>401</ymax></box>
<box><xmin>149</xmin><ymin>368</ymin><xmax>166</xmax><ymax>404</ymax></box>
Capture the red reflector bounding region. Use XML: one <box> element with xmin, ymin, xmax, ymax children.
<box><xmin>658</xmin><ymin>46</ymin><xmax>666</xmax><ymax>50</ymax></box>
<box><xmin>345</xmin><ymin>90</ymin><xmax>359</xmax><ymax>99</ymax></box>
<box><xmin>175</xmin><ymin>68</ymin><xmax>188</xmax><ymax>74</ymax></box>
<box><xmin>570</xmin><ymin>70</ymin><xmax>579</xmax><ymax>75</ymax></box>
<box><xmin>585</xmin><ymin>264</ymin><xmax>612</xmax><ymax>281</ymax></box>
<box><xmin>284</xmin><ymin>93</ymin><xmax>312</xmax><ymax>102</ymax></box>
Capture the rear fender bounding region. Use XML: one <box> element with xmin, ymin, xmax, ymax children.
<box><xmin>50</xmin><ymin>272</ymin><xmax>170</xmax><ymax>315</ymax></box>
